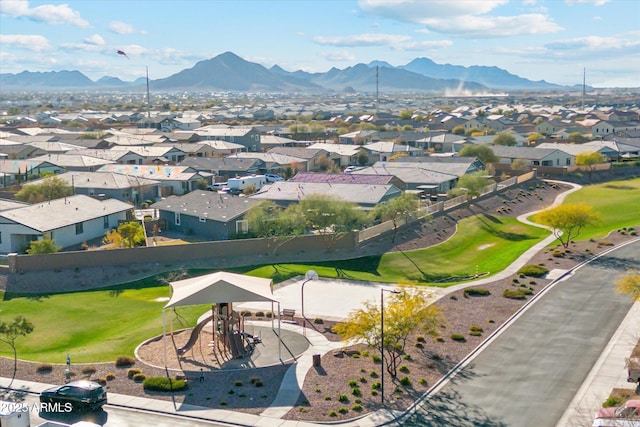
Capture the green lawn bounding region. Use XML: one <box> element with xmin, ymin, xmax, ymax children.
<box><xmin>241</xmin><ymin>214</ymin><xmax>550</xmax><ymax>286</ymax></box>
<box><xmin>529</xmin><ymin>177</ymin><xmax>640</xmax><ymax>242</ymax></box>
<box><xmin>561</xmin><ymin>178</ymin><xmax>640</xmax><ymax>240</ymax></box>
<box><xmin>0</xmin><ymin>283</ymin><xmax>208</xmax><ymax>363</ymax></box>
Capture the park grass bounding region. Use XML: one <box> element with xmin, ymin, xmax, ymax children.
<box><xmin>0</xmin><ymin>285</ymin><xmax>207</xmax><ymax>363</ymax></box>
<box><xmin>241</xmin><ymin>214</ymin><xmax>550</xmax><ymax>286</ymax></box>
<box><xmin>561</xmin><ymin>178</ymin><xmax>640</xmax><ymax>240</ymax></box>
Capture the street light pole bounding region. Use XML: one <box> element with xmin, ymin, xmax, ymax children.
<box><xmin>301</xmin><ymin>270</ymin><xmax>318</xmax><ymax>337</ymax></box>
<box><xmin>380</xmin><ymin>287</ymin><xmax>400</xmax><ymax>405</ymax></box>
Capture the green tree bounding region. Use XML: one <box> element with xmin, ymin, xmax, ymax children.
<box><xmin>316</xmin><ymin>154</ymin><xmax>333</xmax><ymax>171</ymax></box>
<box><xmin>118</xmin><ymin>222</ymin><xmax>146</xmax><ymax>248</ymax></box>
<box><xmin>576</xmin><ymin>150</ymin><xmax>607</xmax><ymax>179</ymax></box>
<box><xmin>15</xmin><ymin>176</ymin><xmax>73</xmax><ymax>203</ymax></box>
<box><xmin>103</xmin><ymin>229</ymin><xmax>124</xmax><ymax>248</ymax></box>
<box><xmin>493</xmin><ymin>132</ymin><xmax>517</xmax><ymax>146</ymax></box>
<box><xmin>333</xmin><ymin>286</ymin><xmax>441</xmax><ymax>377</ymax></box>
<box><xmin>455</xmin><ymin>171</ymin><xmax>493</xmax><ymax>203</ymax></box>
<box><xmin>535</xmin><ymin>203</ymin><xmax>600</xmax><ymax>248</ymax></box>
<box><xmin>567</xmin><ymin>132</ymin><xmax>588</xmax><ymax>143</ymax></box>
<box><xmin>299</xmin><ymin>194</ymin><xmax>369</xmax><ymax>235</ymax></box>
<box><xmin>26</xmin><ymin>238</ymin><xmax>60</xmax><ymax>254</ymax></box>
<box><xmin>399</xmin><ymin>110</ymin><xmax>413</xmax><ymax>120</ymax></box>
<box><xmin>242</xmin><ymin>183</ymin><xmax>258</xmax><ymax>195</ymax></box>
<box><xmin>464</xmin><ymin>127</ymin><xmax>481</xmax><ymax>136</ymax></box>
<box><xmin>511</xmin><ymin>158</ymin><xmax>528</xmax><ymax>171</ymax></box>
<box><xmin>375</xmin><ymin>193</ymin><xmax>421</xmax><ymax>243</ymax></box>
<box><xmin>0</xmin><ymin>315</ymin><xmax>34</xmax><ymax>387</ymax></box>
<box><xmin>357</xmin><ymin>149</ymin><xmax>369</xmax><ymax>166</ymax></box>
<box><xmin>459</xmin><ymin>144</ymin><xmax>498</xmax><ymax>165</ymax></box>
<box><xmin>452</xmin><ymin>125</ymin><xmax>466</xmax><ymax>135</ymax></box>
<box><xmin>527</xmin><ymin>132</ymin><xmax>544</xmax><ymax>144</ymax></box>
<box><xmin>616</xmin><ymin>270</ymin><xmax>640</xmax><ymax>301</ymax></box>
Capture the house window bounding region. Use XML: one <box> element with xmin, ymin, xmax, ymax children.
<box><xmin>566</xmin><ymin>158</ymin><xmax>571</xmax><ymax>166</ymax></box>
<box><xmin>236</xmin><ymin>220</ymin><xmax>248</xmax><ymax>235</ymax></box>
<box><xmin>175</xmin><ymin>213</ymin><xmax>181</xmax><ymax>226</ymax></box>
<box><xmin>103</xmin><ymin>215</ymin><xmax>109</xmax><ymax>229</ymax></box>
<box><xmin>76</xmin><ymin>222</ymin><xmax>84</xmax><ymax>235</ymax></box>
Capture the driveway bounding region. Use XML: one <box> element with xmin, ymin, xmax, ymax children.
<box><xmin>400</xmin><ymin>239</ymin><xmax>640</xmax><ymax>427</ymax></box>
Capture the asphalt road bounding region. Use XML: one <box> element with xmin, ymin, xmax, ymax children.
<box><xmin>402</xmin><ymin>239</ymin><xmax>640</xmax><ymax>427</ymax></box>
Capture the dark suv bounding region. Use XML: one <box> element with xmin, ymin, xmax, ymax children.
<box><xmin>40</xmin><ymin>380</ymin><xmax>107</xmax><ymax>411</ymax></box>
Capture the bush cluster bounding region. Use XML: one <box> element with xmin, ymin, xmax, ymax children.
<box><xmin>517</xmin><ymin>264</ymin><xmax>549</xmax><ymax>277</ymax></box>
<box><xmin>503</xmin><ymin>288</ymin><xmax>533</xmax><ymax>299</ymax></box>
<box><xmin>115</xmin><ymin>355</ymin><xmax>136</xmax><ymax>367</ymax></box>
<box><xmin>142</xmin><ymin>377</ymin><xmax>188</xmax><ymax>392</ymax></box>
<box><xmin>463</xmin><ymin>287</ymin><xmax>491</xmax><ymax>297</ymax></box>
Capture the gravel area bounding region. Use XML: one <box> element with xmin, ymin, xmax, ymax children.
<box><xmin>2</xmin><ymin>178</ymin><xmax>637</xmax><ymax>422</ymax></box>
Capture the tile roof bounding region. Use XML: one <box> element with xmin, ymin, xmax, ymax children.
<box><xmin>151</xmin><ymin>190</ymin><xmax>260</xmax><ymax>222</ymax></box>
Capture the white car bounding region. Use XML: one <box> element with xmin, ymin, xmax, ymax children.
<box><xmin>344</xmin><ymin>166</ymin><xmax>358</xmax><ymax>173</ymax></box>
<box><xmin>265</xmin><ymin>174</ymin><xmax>284</xmax><ymax>182</ymax></box>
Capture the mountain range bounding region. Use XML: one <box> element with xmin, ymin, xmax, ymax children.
<box><xmin>0</xmin><ymin>51</ymin><xmax>563</xmax><ymax>94</ymax></box>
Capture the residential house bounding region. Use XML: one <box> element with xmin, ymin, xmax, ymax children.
<box><xmin>97</xmin><ymin>164</ymin><xmax>208</xmax><ymax>196</ymax></box>
<box><xmin>306</xmin><ymin>143</ymin><xmax>364</xmax><ymax>167</ymax></box>
<box><xmin>289</xmin><ymin>172</ymin><xmax>405</xmax><ymax>190</ymax></box>
<box><xmin>592</xmin><ymin>120</ymin><xmax>640</xmax><ymax>138</ymax></box>
<box><xmin>180</xmin><ymin>157</ymin><xmax>265</xmax><ymax>181</ymax></box>
<box><xmin>338</xmin><ymin>130</ymin><xmax>377</xmax><ymax>145</ymax></box>
<box><xmin>250</xmin><ymin>181</ymin><xmax>402</xmax><ymax>209</ymax></box>
<box><xmin>31</xmin><ymin>153</ymin><xmax>115</xmax><ymax>172</ymax></box>
<box><xmin>229</xmin><ymin>152</ymin><xmax>308</xmax><ymax>174</ymax></box>
<box><xmin>0</xmin><ymin>159</ymin><xmax>64</xmax><ymax>186</ymax></box>
<box><xmin>121</xmin><ymin>145</ymin><xmax>187</xmax><ymax>164</ymax></box>
<box><xmin>150</xmin><ymin>190</ymin><xmax>260</xmax><ymax>240</ymax></box>
<box><xmin>0</xmin><ymin>194</ymin><xmax>133</xmax><ymax>253</ymax></box>
<box><xmin>363</xmin><ymin>141</ymin><xmax>423</xmax><ymax>162</ymax></box>
<box><xmin>26</xmin><ymin>171</ymin><xmax>160</xmax><ymax>205</ymax></box>
<box><xmin>350</xmin><ymin>163</ymin><xmax>459</xmax><ymax>193</ymax></box>
<box><xmin>193</xmin><ymin>125</ymin><xmax>262</xmax><ymax>152</ymax></box>
<box><xmin>267</xmin><ymin>147</ymin><xmax>334</xmax><ymax>171</ymax></box>
<box><xmin>65</xmin><ymin>149</ymin><xmax>146</xmax><ymax>165</ymax></box>
<box><xmin>490</xmin><ymin>146</ymin><xmax>574</xmax><ymax>167</ymax></box>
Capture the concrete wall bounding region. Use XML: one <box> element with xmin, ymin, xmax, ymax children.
<box><xmin>9</xmin><ymin>232</ymin><xmax>358</xmax><ymax>273</ymax></box>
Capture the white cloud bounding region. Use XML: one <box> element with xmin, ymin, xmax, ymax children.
<box><xmin>565</xmin><ymin>0</ymin><xmax>611</xmax><ymax>6</ymax></box>
<box><xmin>108</xmin><ymin>21</ymin><xmax>147</xmax><ymax>35</ymax></box>
<box><xmin>0</xmin><ymin>0</ymin><xmax>89</xmax><ymax>27</ymax></box>
<box><xmin>0</xmin><ymin>34</ymin><xmax>50</xmax><ymax>51</ymax></box>
<box><xmin>84</xmin><ymin>34</ymin><xmax>105</xmax><ymax>46</ymax></box>
<box><xmin>314</xmin><ymin>32</ymin><xmax>453</xmax><ymax>52</ymax></box>
<box><xmin>60</xmin><ymin>42</ymin><xmax>105</xmax><ymax>53</ymax></box>
<box><xmin>422</xmin><ymin>13</ymin><xmax>563</xmax><ymax>37</ymax></box>
<box><xmin>358</xmin><ymin>0</ymin><xmax>562</xmax><ymax>38</ymax></box>
<box><xmin>320</xmin><ymin>50</ymin><xmax>357</xmax><ymax>62</ymax></box>
<box><xmin>546</xmin><ymin>34</ymin><xmax>640</xmax><ymax>54</ymax></box>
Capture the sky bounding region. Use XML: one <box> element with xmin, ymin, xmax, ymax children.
<box><xmin>0</xmin><ymin>0</ymin><xmax>638</xmax><ymax>88</ymax></box>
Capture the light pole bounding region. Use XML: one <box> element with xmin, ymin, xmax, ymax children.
<box><xmin>380</xmin><ymin>287</ymin><xmax>400</xmax><ymax>405</ymax></box>
<box><xmin>301</xmin><ymin>270</ymin><xmax>318</xmax><ymax>337</ymax></box>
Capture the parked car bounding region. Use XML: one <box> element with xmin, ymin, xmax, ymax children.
<box><xmin>343</xmin><ymin>166</ymin><xmax>358</xmax><ymax>173</ymax></box>
<box><xmin>207</xmin><ymin>182</ymin><xmax>227</xmax><ymax>191</ymax></box>
<box><xmin>40</xmin><ymin>381</ymin><xmax>107</xmax><ymax>411</ymax></box>
<box><xmin>265</xmin><ymin>173</ymin><xmax>284</xmax><ymax>182</ymax></box>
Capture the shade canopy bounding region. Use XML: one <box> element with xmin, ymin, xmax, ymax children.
<box><xmin>164</xmin><ymin>271</ymin><xmax>275</xmax><ymax>309</ymax></box>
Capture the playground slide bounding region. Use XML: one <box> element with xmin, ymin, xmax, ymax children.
<box><xmin>177</xmin><ymin>315</ymin><xmax>213</xmax><ymax>355</ymax></box>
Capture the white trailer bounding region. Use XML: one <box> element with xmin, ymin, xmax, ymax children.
<box><xmin>226</xmin><ymin>175</ymin><xmax>267</xmax><ymax>192</ymax></box>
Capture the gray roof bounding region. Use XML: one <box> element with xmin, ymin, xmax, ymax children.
<box><xmin>490</xmin><ymin>145</ymin><xmax>564</xmax><ymax>160</ymax></box>
<box><xmin>0</xmin><ymin>195</ymin><xmax>133</xmax><ymax>232</ymax></box>
<box><xmin>352</xmin><ymin>165</ymin><xmax>457</xmax><ymax>186</ymax></box>
<box><xmin>250</xmin><ymin>181</ymin><xmax>401</xmax><ymax>206</ymax></box>
<box><xmin>26</xmin><ymin>171</ymin><xmax>160</xmax><ymax>189</ymax></box>
<box><xmin>31</xmin><ymin>153</ymin><xmax>116</xmax><ymax>168</ymax></box>
<box><xmin>375</xmin><ymin>159</ymin><xmax>476</xmax><ymax>177</ymax></box>
<box><xmin>289</xmin><ymin>172</ymin><xmax>397</xmax><ymax>185</ymax></box>
<box><xmin>151</xmin><ymin>190</ymin><xmax>260</xmax><ymax>222</ymax></box>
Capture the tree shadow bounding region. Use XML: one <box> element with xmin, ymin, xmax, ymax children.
<box><xmin>590</xmin><ymin>255</ymin><xmax>640</xmax><ymax>272</ymax></box>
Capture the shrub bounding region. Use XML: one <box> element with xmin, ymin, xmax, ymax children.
<box><xmin>240</xmin><ymin>310</ymin><xmax>252</xmax><ymax>317</ymax></box>
<box><xmin>463</xmin><ymin>287</ymin><xmax>490</xmax><ymax>297</ymax></box>
<box><xmin>451</xmin><ymin>333</ymin><xmax>466</xmax><ymax>342</ymax></box>
<box><xmin>371</xmin><ymin>382</ymin><xmax>381</xmax><ymax>390</ymax></box>
<box><xmin>338</xmin><ymin>394</ymin><xmax>349</xmax><ymax>402</ymax></box>
<box><xmin>598</xmin><ymin>240</ymin><xmax>614</xmax><ymax>246</ymax></box>
<box><xmin>372</xmin><ymin>354</ymin><xmax>382</xmax><ymax>363</ymax></box>
<box><xmin>36</xmin><ymin>364</ymin><xmax>53</xmax><ymax>374</ymax></box>
<box><xmin>371</xmin><ymin>390</ymin><xmax>378</xmax><ymax>396</ymax></box>
<box><xmin>503</xmin><ymin>289</ymin><xmax>533</xmax><ymax>299</ymax></box>
<box><xmin>348</xmin><ymin>380</ymin><xmax>358</xmax><ymax>387</ymax></box>
<box><xmin>400</xmin><ymin>377</ymin><xmax>411</xmax><ymax>386</ymax></box>
<box><xmin>418</xmin><ymin>378</ymin><xmax>428</xmax><ymax>385</ymax></box>
<box><xmin>115</xmin><ymin>355</ymin><xmax>136</xmax><ymax>367</ymax></box>
<box><xmin>338</xmin><ymin>407</ymin><xmax>348</xmax><ymax>414</ymax></box>
<box><xmin>143</xmin><ymin>377</ymin><xmax>188</xmax><ymax>392</ymax></box>
<box><xmin>106</xmin><ymin>373</ymin><xmax>116</xmax><ymax>381</ymax></box>
<box><xmin>255</xmin><ymin>311</ymin><xmax>265</xmax><ymax>317</ymax></box>
<box><xmin>354</xmin><ymin>398</ymin><xmax>362</xmax><ymax>404</ymax></box>
<box><xmin>603</xmin><ymin>396</ymin><xmax>623</xmax><ymax>408</ymax></box>
<box><xmin>351</xmin><ymin>387</ymin><xmax>362</xmax><ymax>396</ymax></box>
<box><xmin>96</xmin><ymin>377</ymin><xmax>107</xmax><ymax>386</ymax></box>
<box><xmin>313</xmin><ymin>318</ymin><xmax>324</xmax><ymax>324</ymax></box>
<box><xmin>250</xmin><ymin>377</ymin><xmax>263</xmax><ymax>387</ymax></box>
<box><xmin>234</xmin><ymin>380</ymin><xmax>243</xmax><ymax>386</ymax></box>
<box><xmin>399</xmin><ymin>365</ymin><xmax>409</xmax><ymax>373</ymax></box>
<box><xmin>329</xmin><ymin>410</ymin><xmax>337</xmax><ymax>417</ymax></box>
<box><xmin>517</xmin><ymin>264</ymin><xmax>549</xmax><ymax>277</ymax></box>
<box><xmin>370</xmin><ymin>371</ymin><xmax>378</xmax><ymax>378</ymax></box>
<box><xmin>469</xmin><ymin>325</ymin><xmax>484</xmax><ymax>332</ymax></box>
<box><xmin>127</xmin><ymin>368</ymin><xmax>141</xmax><ymax>379</ymax></box>
<box><xmin>470</xmin><ymin>330</ymin><xmax>482</xmax><ymax>337</ymax></box>
<box><xmin>81</xmin><ymin>366</ymin><xmax>97</xmax><ymax>376</ymax></box>
<box><xmin>352</xmin><ymin>404</ymin><xmax>363</xmax><ymax>412</ymax></box>
<box><xmin>133</xmin><ymin>373</ymin><xmax>146</xmax><ymax>382</ymax></box>
<box><xmin>324</xmin><ymin>396</ymin><xmax>331</xmax><ymax>401</ymax></box>
<box><xmin>416</xmin><ymin>336</ymin><xmax>426</xmax><ymax>343</ymax></box>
